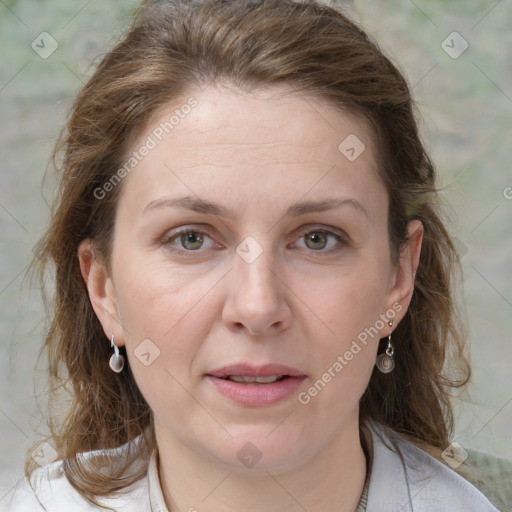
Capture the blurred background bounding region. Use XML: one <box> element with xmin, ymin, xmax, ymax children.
<box><xmin>1</xmin><ymin>0</ymin><xmax>511</xmax><ymax>508</ymax></box>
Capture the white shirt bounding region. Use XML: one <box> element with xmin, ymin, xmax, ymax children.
<box><xmin>7</xmin><ymin>421</ymin><xmax>501</xmax><ymax>511</ymax></box>
<box><xmin>7</xmin><ymin>446</ymin><xmax>166</xmax><ymax>512</ymax></box>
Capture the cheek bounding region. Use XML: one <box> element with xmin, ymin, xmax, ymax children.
<box><xmin>115</xmin><ymin>270</ymin><xmax>180</xmax><ymax>338</ymax></box>
<box><xmin>113</xmin><ymin>248</ymin><xmax>201</xmax><ymax>333</ymax></box>
<box><xmin>113</xmin><ymin>256</ymin><xmax>223</xmax><ymax>377</ymax></box>
<box><xmin>309</xmin><ymin>262</ymin><xmax>389</xmax><ymax>342</ymax></box>
<box><xmin>113</xmin><ymin>267</ymin><xmax>215</xmax><ymax>421</ymax></box>
<box><xmin>295</xmin><ymin>257</ymin><xmax>389</xmax><ymax>395</ymax></box>
<box><xmin>297</xmin><ymin>276</ymin><xmax>381</xmax><ymax>416</ymax></box>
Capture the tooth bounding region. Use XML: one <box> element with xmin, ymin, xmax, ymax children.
<box><xmin>230</xmin><ymin>376</ymin><xmax>254</xmax><ymax>383</ymax></box>
<box><xmin>255</xmin><ymin>375</ymin><xmax>280</xmax><ymax>383</ymax></box>
<box><xmin>228</xmin><ymin>375</ymin><xmax>282</xmax><ymax>383</ymax></box>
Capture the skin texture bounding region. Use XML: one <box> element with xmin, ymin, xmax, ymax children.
<box><xmin>79</xmin><ymin>84</ymin><xmax>423</xmax><ymax>512</ymax></box>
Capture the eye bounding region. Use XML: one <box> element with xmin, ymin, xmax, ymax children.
<box><xmin>162</xmin><ymin>228</ymin><xmax>217</xmax><ymax>253</ymax></box>
<box><xmin>293</xmin><ymin>228</ymin><xmax>345</xmax><ymax>252</ymax></box>
<box><xmin>160</xmin><ymin>225</ymin><xmax>347</xmax><ymax>256</ymax></box>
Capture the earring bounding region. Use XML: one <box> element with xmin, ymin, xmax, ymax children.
<box><xmin>109</xmin><ymin>334</ymin><xmax>125</xmax><ymax>373</ymax></box>
<box><xmin>376</xmin><ymin>320</ymin><xmax>395</xmax><ymax>374</ymax></box>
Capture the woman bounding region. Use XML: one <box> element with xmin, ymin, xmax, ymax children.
<box><xmin>9</xmin><ymin>0</ymin><xmax>511</xmax><ymax>510</ymax></box>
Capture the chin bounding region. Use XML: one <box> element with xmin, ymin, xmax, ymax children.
<box><xmin>203</xmin><ymin>428</ymin><xmax>315</xmax><ymax>475</ymax></box>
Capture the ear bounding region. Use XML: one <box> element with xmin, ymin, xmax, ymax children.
<box><xmin>382</xmin><ymin>219</ymin><xmax>424</xmax><ymax>329</ymax></box>
<box><xmin>78</xmin><ymin>239</ymin><xmax>125</xmax><ymax>347</ymax></box>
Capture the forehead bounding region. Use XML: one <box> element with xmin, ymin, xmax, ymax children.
<box><xmin>153</xmin><ymin>83</ymin><xmax>374</xmax><ymax>153</ymax></box>
<box><xmin>118</xmin><ymin>84</ymin><xmax>384</xmax><ymax>217</ymax></box>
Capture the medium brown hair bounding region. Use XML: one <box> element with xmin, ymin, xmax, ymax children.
<box><xmin>28</xmin><ymin>0</ymin><xmax>470</xmax><ymax>506</ymax></box>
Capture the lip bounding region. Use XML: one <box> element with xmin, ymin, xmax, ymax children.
<box><xmin>206</xmin><ymin>363</ymin><xmax>307</xmax><ymax>406</ymax></box>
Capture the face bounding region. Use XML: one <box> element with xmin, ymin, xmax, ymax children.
<box><xmin>80</xmin><ymin>84</ymin><xmax>422</xmax><ymax>473</ymax></box>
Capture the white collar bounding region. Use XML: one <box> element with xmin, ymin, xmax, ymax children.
<box><xmin>148</xmin><ymin>449</ymin><xmax>170</xmax><ymax>512</ymax></box>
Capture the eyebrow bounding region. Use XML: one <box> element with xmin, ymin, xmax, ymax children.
<box><xmin>143</xmin><ymin>195</ymin><xmax>368</xmax><ymax>219</ymax></box>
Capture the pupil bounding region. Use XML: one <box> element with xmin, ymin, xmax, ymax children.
<box><xmin>182</xmin><ymin>231</ymin><xmax>203</xmax><ymax>250</ymax></box>
<box><xmin>307</xmin><ymin>232</ymin><xmax>326</xmax><ymax>250</ymax></box>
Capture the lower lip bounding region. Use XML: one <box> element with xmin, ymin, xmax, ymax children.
<box><xmin>206</xmin><ymin>376</ymin><xmax>306</xmax><ymax>406</ymax></box>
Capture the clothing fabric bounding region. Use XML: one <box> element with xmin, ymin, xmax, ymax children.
<box><xmin>364</xmin><ymin>422</ymin><xmax>509</xmax><ymax>511</ymax></box>
<box><xmin>8</xmin><ymin>421</ymin><xmax>511</xmax><ymax>511</ymax></box>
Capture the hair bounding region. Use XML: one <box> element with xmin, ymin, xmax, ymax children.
<box><xmin>27</xmin><ymin>0</ymin><xmax>471</xmax><ymax>507</ymax></box>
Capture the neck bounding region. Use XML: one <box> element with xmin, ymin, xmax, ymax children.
<box><xmin>155</xmin><ymin>419</ymin><xmax>367</xmax><ymax>512</ymax></box>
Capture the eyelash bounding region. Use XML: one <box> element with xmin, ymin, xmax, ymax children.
<box><xmin>160</xmin><ymin>225</ymin><xmax>348</xmax><ymax>256</ymax></box>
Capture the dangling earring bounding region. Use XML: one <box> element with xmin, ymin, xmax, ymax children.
<box><xmin>109</xmin><ymin>334</ymin><xmax>125</xmax><ymax>373</ymax></box>
<box><xmin>376</xmin><ymin>320</ymin><xmax>395</xmax><ymax>373</ymax></box>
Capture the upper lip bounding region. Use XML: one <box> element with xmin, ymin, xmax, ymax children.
<box><xmin>207</xmin><ymin>364</ymin><xmax>306</xmax><ymax>378</ymax></box>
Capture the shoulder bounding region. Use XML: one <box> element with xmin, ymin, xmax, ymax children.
<box><xmin>7</xmin><ymin>440</ymin><xmax>151</xmax><ymax>512</ymax></box>
<box><xmin>366</xmin><ymin>421</ymin><xmax>511</xmax><ymax>512</ymax></box>
<box><xmin>455</xmin><ymin>448</ymin><xmax>512</xmax><ymax>512</ymax></box>
<box><xmin>8</xmin><ymin>460</ymin><xmax>91</xmax><ymax>511</ymax></box>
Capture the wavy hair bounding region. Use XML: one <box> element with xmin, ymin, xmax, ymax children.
<box><xmin>27</xmin><ymin>0</ymin><xmax>470</xmax><ymax>507</ymax></box>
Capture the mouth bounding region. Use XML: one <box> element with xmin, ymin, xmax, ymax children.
<box><xmin>206</xmin><ymin>364</ymin><xmax>306</xmax><ymax>406</ymax></box>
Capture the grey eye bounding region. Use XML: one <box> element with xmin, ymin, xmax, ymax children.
<box><xmin>304</xmin><ymin>232</ymin><xmax>329</xmax><ymax>250</ymax></box>
<box><xmin>180</xmin><ymin>231</ymin><xmax>204</xmax><ymax>250</ymax></box>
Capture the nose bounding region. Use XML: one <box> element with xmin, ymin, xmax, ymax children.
<box><xmin>222</xmin><ymin>249</ymin><xmax>293</xmax><ymax>337</ymax></box>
